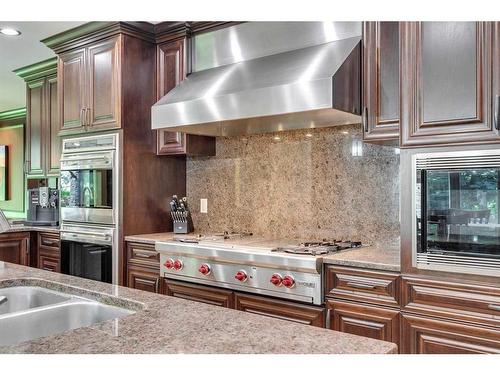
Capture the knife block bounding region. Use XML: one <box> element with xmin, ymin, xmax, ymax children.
<box><xmin>171</xmin><ymin>211</ymin><xmax>193</xmax><ymax>234</ymax></box>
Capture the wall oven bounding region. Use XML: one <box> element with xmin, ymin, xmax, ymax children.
<box><xmin>411</xmin><ymin>147</ymin><xmax>500</xmax><ymax>276</ymax></box>
<box><xmin>59</xmin><ymin>133</ymin><xmax>120</xmax><ymax>284</ymax></box>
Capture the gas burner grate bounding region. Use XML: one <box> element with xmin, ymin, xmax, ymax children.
<box><xmin>273</xmin><ymin>240</ymin><xmax>363</xmax><ymax>256</ymax></box>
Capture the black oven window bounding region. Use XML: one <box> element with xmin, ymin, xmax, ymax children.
<box><xmin>421</xmin><ymin>168</ymin><xmax>500</xmax><ymax>257</ymax></box>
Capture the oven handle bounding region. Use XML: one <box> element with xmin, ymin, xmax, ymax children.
<box><xmin>61</xmin><ymin>230</ymin><xmax>113</xmax><ymax>245</ymax></box>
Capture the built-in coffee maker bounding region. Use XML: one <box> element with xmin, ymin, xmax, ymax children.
<box><xmin>25</xmin><ymin>187</ymin><xmax>59</xmax><ymax>226</ymax></box>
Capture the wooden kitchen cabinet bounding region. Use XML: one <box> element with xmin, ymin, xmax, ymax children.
<box><xmin>37</xmin><ymin>232</ymin><xmax>60</xmax><ymax>273</ymax></box>
<box><xmin>234</xmin><ymin>293</ymin><xmax>325</xmax><ymax>327</ymax></box>
<box><xmin>401</xmin><ymin>313</ymin><xmax>500</xmax><ymax>354</ymax></box>
<box><xmin>58</xmin><ymin>37</ymin><xmax>120</xmax><ymax>135</ymax></box>
<box><xmin>162</xmin><ymin>278</ymin><xmax>235</xmax><ymax>308</ymax></box>
<box><xmin>362</xmin><ymin>22</ymin><xmax>400</xmax><ymax>142</ymax></box>
<box><xmin>400</xmin><ymin>22</ymin><xmax>500</xmax><ymax>147</ymax></box>
<box><xmin>128</xmin><ymin>264</ymin><xmax>160</xmax><ymax>293</ymax></box>
<box><xmin>328</xmin><ymin>300</ymin><xmax>400</xmax><ymax>346</ymax></box>
<box><xmin>126</xmin><ymin>241</ymin><xmax>160</xmax><ymax>293</ymax></box>
<box><xmin>0</xmin><ymin>232</ymin><xmax>30</xmax><ymax>266</ymax></box>
<box><xmin>15</xmin><ymin>59</ymin><xmax>60</xmax><ymax>177</ymax></box>
<box><xmin>156</xmin><ymin>38</ymin><xmax>215</xmax><ymax>156</ymax></box>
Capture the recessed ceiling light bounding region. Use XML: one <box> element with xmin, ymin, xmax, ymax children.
<box><xmin>0</xmin><ymin>27</ymin><xmax>21</xmax><ymax>36</ymax></box>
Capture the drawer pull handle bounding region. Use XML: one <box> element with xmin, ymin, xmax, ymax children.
<box><xmin>346</xmin><ymin>282</ymin><xmax>376</xmax><ymax>290</ymax></box>
<box><xmin>488</xmin><ymin>304</ymin><xmax>500</xmax><ymax>312</ymax></box>
<box><xmin>134</xmin><ymin>251</ymin><xmax>155</xmax><ymax>259</ymax></box>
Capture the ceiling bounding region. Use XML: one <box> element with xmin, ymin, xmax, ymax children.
<box><xmin>0</xmin><ymin>21</ymin><xmax>85</xmax><ymax>113</ymax></box>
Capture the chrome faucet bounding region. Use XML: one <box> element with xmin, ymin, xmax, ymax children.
<box><xmin>0</xmin><ymin>296</ymin><xmax>7</xmax><ymax>306</ymax></box>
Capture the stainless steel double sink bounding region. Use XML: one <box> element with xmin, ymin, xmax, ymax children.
<box><xmin>0</xmin><ymin>286</ymin><xmax>135</xmax><ymax>346</ymax></box>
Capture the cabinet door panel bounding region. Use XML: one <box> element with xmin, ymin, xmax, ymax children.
<box><xmin>87</xmin><ymin>37</ymin><xmax>120</xmax><ymax>130</ymax></box>
<box><xmin>328</xmin><ymin>300</ymin><xmax>400</xmax><ymax>347</ymax></box>
<box><xmin>162</xmin><ymin>279</ymin><xmax>234</xmax><ymax>308</ymax></box>
<box><xmin>401</xmin><ymin>22</ymin><xmax>498</xmax><ymax>146</ymax></box>
<box><xmin>26</xmin><ymin>78</ymin><xmax>45</xmax><ymax>176</ymax></box>
<box><xmin>235</xmin><ymin>293</ymin><xmax>325</xmax><ymax>327</ymax></box>
<box><xmin>363</xmin><ymin>22</ymin><xmax>400</xmax><ymax>141</ymax></box>
<box><xmin>401</xmin><ymin>313</ymin><xmax>500</xmax><ymax>354</ymax></box>
<box><xmin>0</xmin><ymin>233</ymin><xmax>29</xmax><ymax>266</ymax></box>
<box><xmin>59</xmin><ymin>49</ymin><xmax>86</xmax><ymax>133</ymax></box>
<box><xmin>46</xmin><ymin>75</ymin><xmax>60</xmax><ymax>176</ymax></box>
<box><xmin>127</xmin><ymin>265</ymin><xmax>160</xmax><ymax>293</ymax></box>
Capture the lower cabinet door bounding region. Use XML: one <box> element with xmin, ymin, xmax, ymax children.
<box><xmin>0</xmin><ymin>232</ymin><xmax>30</xmax><ymax>266</ymax></box>
<box><xmin>161</xmin><ymin>279</ymin><xmax>235</xmax><ymax>308</ymax></box>
<box><xmin>235</xmin><ymin>293</ymin><xmax>325</xmax><ymax>327</ymax></box>
<box><xmin>38</xmin><ymin>255</ymin><xmax>60</xmax><ymax>273</ymax></box>
<box><xmin>328</xmin><ymin>300</ymin><xmax>400</xmax><ymax>347</ymax></box>
<box><xmin>401</xmin><ymin>313</ymin><xmax>500</xmax><ymax>354</ymax></box>
<box><xmin>127</xmin><ymin>265</ymin><xmax>160</xmax><ymax>293</ymax></box>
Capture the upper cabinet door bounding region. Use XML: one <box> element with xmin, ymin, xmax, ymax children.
<box><xmin>87</xmin><ymin>36</ymin><xmax>121</xmax><ymax>131</ymax></box>
<box><xmin>58</xmin><ymin>48</ymin><xmax>86</xmax><ymax>134</ymax></box>
<box><xmin>46</xmin><ymin>75</ymin><xmax>60</xmax><ymax>176</ymax></box>
<box><xmin>156</xmin><ymin>38</ymin><xmax>187</xmax><ymax>155</ymax></box>
<box><xmin>362</xmin><ymin>22</ymin><xmax>400</xmax><ymax>142</ymax></box>
<box><xmin>401</xmin><ymin>22</ymin><xmax>499</xmax><ymax>147</ymax></box>
<box><xmin>25</xmin><ymin>78</ymin><xmax>45</xmax><ymax>177</ymax></box>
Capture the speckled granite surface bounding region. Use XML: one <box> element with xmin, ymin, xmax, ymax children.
<box><xmin>0</xmin><ymin>262</ymin><xmax>397</xmax><ymax>354</ymax></box>
<box><xmin>124</xmin><ymin>232</ymin><xmax>175</xmax><ymax>245</ymax></box>
<box><xmin>187</xmin><ymin>125</ymin><xmax>400</xmax><ymax>244</ymax></box>
<box><xmin>322</xmin><ymin>241</ymin><xmax>401</xmax><ymax>272</ymax></box>
<box><xmin>2</xmin><ymin>224</ymin><xmax>59</xmax><ymax>234</ymax></box>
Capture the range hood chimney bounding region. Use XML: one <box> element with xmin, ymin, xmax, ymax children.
<box><xmin>152</xmin><ymin>22</ymin><xmax>362</xmax><ymax>137</ymax></box>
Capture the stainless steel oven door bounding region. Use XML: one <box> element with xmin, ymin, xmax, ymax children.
<box><xmin>60</xmin><ymin>150</ymin><xmax>115</xmax><ymax>225</ymax></box>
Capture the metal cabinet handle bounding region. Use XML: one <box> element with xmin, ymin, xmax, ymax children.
<box><xmin>87</xmin><ymin>107</ymin><xmax>91</xmax><ymax>127</ymax></box>
<box><xmin>488</xmin><ymin>304</ymin><xmax>500</xmax><ymax>312</ymax></box>
<box><xmin>134</xmin><ymin>251</ymin><xmax>155</xmax><ymax>259</ymax></box>
<box><xmin>346</xmin><ymin>282</ymin><xmax>376</xmax><ymax>290</ymax></box>
<box><xmin>362</xmin><ymin>106</ymin><xmax>369</xmax><ymax>133</ymax></box>
<box><xmin>494</xmin><ymin>95</ymin><xmax>500</xmax><ymax>131</ymax></box>
<box><xmin>80</xmin><ymin>108</ymin><xmax>85</xmax><ymax>126</ymax></box>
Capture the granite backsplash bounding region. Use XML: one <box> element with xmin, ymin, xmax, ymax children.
<box><xmin>186</xmin><ymin>124</ymin><xmax>400</xmax><ymax>244</ymax></box>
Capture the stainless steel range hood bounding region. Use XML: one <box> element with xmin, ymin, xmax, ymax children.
<box><xmin>152</xmin><ymin>22</ymin><xmax>362</xmax><ymax>137</ymax></box>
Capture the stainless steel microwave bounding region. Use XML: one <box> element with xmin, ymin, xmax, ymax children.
<box><xmin>410</xmin><ymin>147</ymin><xmax>500</xmax><ymax>276</ymax></box>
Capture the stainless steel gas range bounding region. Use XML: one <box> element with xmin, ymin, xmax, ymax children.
<box><xmin>156</xmin><ymin>233</ymin><xmax>363</xmax><ymax>306</ymax></box>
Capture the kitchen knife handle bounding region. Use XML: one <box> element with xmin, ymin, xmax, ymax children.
<box><xmin>362</xmin><ymin>106</ymin><xmax>369</xmax><ymax>133</ymax></box>
<box><xmin>494</xmin><ymin>95</ymin><xmax>500</xmax><ymax>131</ymax></box>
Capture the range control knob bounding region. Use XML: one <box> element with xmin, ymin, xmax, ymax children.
<box><xmin>198</xmin><ymin>263</ymin><xmax>211</xmax><ymax>275</ymax></box>
<box><xmin>270</xmin><ymin>273</ymin><xmax>283</xmax><ymax>286</ymax></box>
<box><xmin>164</xmin><ymin>258</ymin><xmax>174</xmax><ymax>269</ymax></box>
<box><xmin>173</xmin><ymin>259</ymin><xmax>183</xmax><ymax>271</ymax></box>
<box><xmin>235</xmin><ymin>270</ymin><xmax>248</xmax><ymax>282</ymax></box>
<box><xmin>282</xmin><ymin>275</ymin><xmax>295</xmax><ymax>288</ymax></box>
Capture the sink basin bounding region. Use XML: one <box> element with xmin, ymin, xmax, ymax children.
<box><xmin>0</xmin><ymin>286</ymin><xmax>71</xmax><ymax>315</ymax></box>
<box><xmin>0</xmin><ymin>285</ymin><xmax>135</xmax><ymax>347</ymax></box>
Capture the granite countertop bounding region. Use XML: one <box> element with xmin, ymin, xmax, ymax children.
<box><xmin>322</xmin><ymin>241</ymin><xmax>401</xmax><ymax>272</ymax></box>
<box><xmin>124</xmin><ymin>232</ymin><xmax>175</xmax><ymax>245</ymax></box>
<box><xmin>0</xmin><ymin>262</ymin><xmax>397</xmax><ymax>354</ymax></box>
<box><xmin>3</xmin><ymin>224</ymin><xmax>60</xmax><ymax>234</ymax></box>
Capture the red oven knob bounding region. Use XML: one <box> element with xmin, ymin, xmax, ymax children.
<box><xmin>235</xmin><ymin>270</ymin><xmax>248</xmax><ymax>282</ymax></box>
<box><xmin>173</xmin><ymin>259</ymin><xmax>183</xmax><ymax>271</ymax></box>
<box><xmin>198</xmin><ymin>263</ymin><xmax>211</xmax><ymax>275</ymax></box>
<box><xmin>270</xmin><ymin>273</ymin><xmax>283</xmax><ymax>286</ymax></box>
<box><xmin>282</xmin><ymin>275</ymin><xmax>295</xmax><ymax>288</ymax></box>
<box><xmin>164</xmin><ymin>258</ymin><xmax>174</xmax><ymax>269</ymax></box>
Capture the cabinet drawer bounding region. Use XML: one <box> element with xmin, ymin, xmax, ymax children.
<box><xmin>235</xmin><ymin>293</ymin><xmax>325</xmax><ymax>327</ymax></box>
<box><xmin>38</xmin><ymin>232</ymin><xmax>60</xmax><ymax>249</ymax></box>
<box><xmin>39</xmin><ymin>245</ymin><xmax>60</xmax><ymax>259</ymax></box>
<box><xmin>402</xmin><ymin>277</ymin><xmax>500</xmax><ymax>327</ymax></box>
<box><xmin>325</xmin><ymin>266</ymin><xmax>401</xmax><ymax>308</ymax></box>
<box><xmin>162</xmin><ymin>279</ymin><xmax>234</xmax><ymax>308</ymax></box>
<box><xmin>328</xmin><ymin>299</ymin><xmax>400</xmax><ymax>347</ymax></box>
<box><xmin>39</xmin><ymin>255</ymin><xmax>60</xmax><ymax>273</ymax></box>
<box><xmin>401</xmin><ymin>313</ymin><xmax>500</xmax><ymax>354</ymax></box>
<box><xmin>126</xmin><ymin>242</ymin><xmax>159</xmax><ymax>267</ymax></box>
